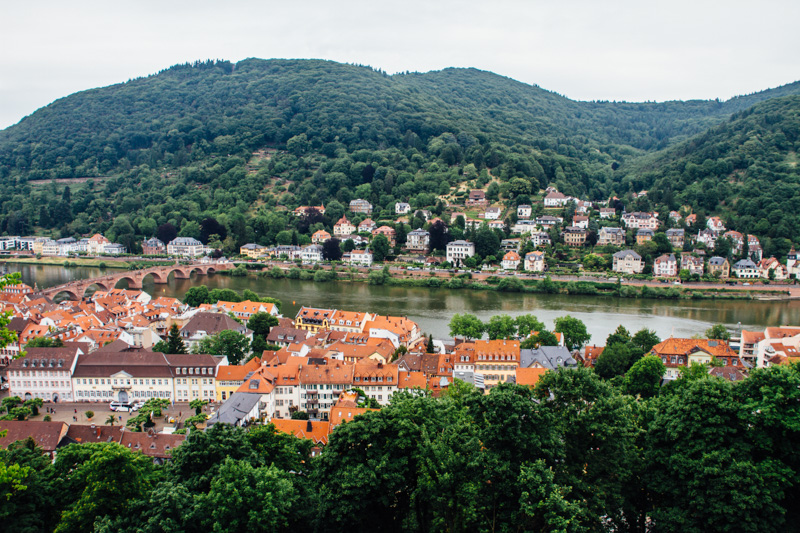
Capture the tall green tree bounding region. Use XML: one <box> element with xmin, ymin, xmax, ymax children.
<box><xmin>194</xmin><ymin>330</ymin><xmax>251</xmax><ymax>364</ymax></box>
<box><xmin>554</xmin><ymin>315</ymin><xmax>591</xmax><ymax>349</ymax></box>
<box><xmin>448</xmin><ymin>313</ymin><xmax>484</xmax><ymax>340</ymax></box>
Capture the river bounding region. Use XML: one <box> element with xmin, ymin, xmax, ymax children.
<box><xmin>8</xmin><ymin>262</ymin><xmax>800</xmax><ymax>344</ymax></box>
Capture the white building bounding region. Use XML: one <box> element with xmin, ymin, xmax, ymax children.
<box><xmin>406</xmin><ymin>229</ymin><xmax>430</xmax><ymax>252</ymax></box>
<box><xmin>621</xmin><ymin>212</ymin><xmax>659</xmax><ymax>230</ymax></box>
<box><xmin>733</xmin><ymin>259</ymin><xmax>759</xmax><ymax>279</ymax></box>
<box><xmin>301</xmin><ymin>244</ymin><xmax>323</xmax><ymax>264</ymax></box>
<box><xmin>446</xmin><ymin>240</ymin><xmax>475</xmax><ymax>265</ymax></box>
<box><xmin>484</xmin><ymin>207</ymin><xmax>502</xmax><ymax>220</ymax></box>
<box><xmin>543</xmin><ymin>191</ymin><xmax>569</xmax><ymax>208</ymax></box>
<box><xmin>6</xmin><ymin>346</ymin><xmax>83</xmax><ymax>402</ymax></box>
<box><xmin>395</xmin><ymin>202</ymin><xmax>411</xmax><ymax>214</ymax></box>
<box><xmin>502</xmin><ymin>251</ymin><xmax>521</xmax><ymax>270</ymax></box>
<box><xmin>167</xmin><ymin>237</ymin><xmax>206</xmax><ymax>257</ymax></box>
<box><xmin>612</xmin><ymin>250</ymin><xmax>644</xmax><ymax>275</ymax></box>
<box><xmin>348</xmin><ymin>250</ymin><xmax>374</xmax><ymax>267</ymax></box>
<box><xmin>653</xmin><ymin>254</ymin><xmax>678</xmax><ymax>277</ymax></box>
<box><xmin>71</xmin><ymin>349</ymin><xmax>222</xmax><ymax>403</ymax></box>
<box><xmin>517</xmin><ymin>205</ymin><xmax>532</xmax><ymax>219</ymax></box>
<box><xmin>524</xmin><ymin>251</ymin><xmax>546</xmax><ymax>272</ymax></box>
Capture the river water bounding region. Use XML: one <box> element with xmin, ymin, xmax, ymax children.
<box><xmin>8</xmin><ymin>262</ymin><xmax>800</xmax><ymax>344</ymax></box>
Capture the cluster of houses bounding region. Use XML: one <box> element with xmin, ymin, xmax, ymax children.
<box><xmin>0</xmin><ymin>234</ymin><xmax>126</xmax><ymax>256</ymax></box>
<box><xmin>3</xmin><ymin>273</ymin><xmax>799</xmax><ymax>457</ymax></box>
<box><xmin>231</xmin><ymin>189</ymin><xmax>799</xmax><ymax>280</ymax></box>
<box><xmin>0</xmin><ymin>279</ymin><xmax>579</xmax><ymax>432</ymax></box>
<box><xmin>583</xmin><ymin>324</ymin><xmax>800</xmax><ymax>383</ymax></box>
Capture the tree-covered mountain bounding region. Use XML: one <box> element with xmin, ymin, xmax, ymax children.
<box><xmin>623</xmin><ymin>95</ymin><xmax>800</xmax><ymax>258</ymax></box>
<box><xmin>0</xmin><ymin>58</ymin><xmax>798</xmax><ymax>254</ymax></box>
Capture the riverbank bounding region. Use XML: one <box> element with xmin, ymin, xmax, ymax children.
<box><xmin>247</xmin><ymin>263</ymin><xmax>791</xmax><ymax>301</ymax></box>
<box><xmin>11</xmin><ymin>262</ymin><xmax>800</xmax><ymax>342</ymax></box>
<box><xmin>2</xmin><ymin>256</ymin><xmax>173</xmax><ymax>270</ymax></box>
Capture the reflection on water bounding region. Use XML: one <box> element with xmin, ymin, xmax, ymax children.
<box><xmin>9</xmin><ymin>262</ymin><xmax>800</xmax><ymax>343</ymax></box>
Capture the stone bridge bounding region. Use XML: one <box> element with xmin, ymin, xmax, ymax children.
<box><xmin>40</xmin><ymin>262</ymin><xmax>233</xmax><ymax>301</ymax></box>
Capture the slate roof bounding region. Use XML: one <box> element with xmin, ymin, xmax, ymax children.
<box><xmin>181</xmin><ymin>312</ymin><xmax>252</xmax><ymax>337</ymax></box>
<box><xmin>520</xmin><ymin>346</ymin><xmax>577</xmax><ymax>370</ymax></box>
<box><xmin>207</xmin><ymin>392</ymin><xmax>262</xmax><ymax>426</ymax></box>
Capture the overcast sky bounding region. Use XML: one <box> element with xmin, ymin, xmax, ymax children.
<box><xmin>1</xmin><ymin>0</ymin><xmax>798</xmax><ymax>130</ymax></box>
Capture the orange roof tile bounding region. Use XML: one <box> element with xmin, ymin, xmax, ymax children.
<box><xmin>270</xmin><ymin>419</ymin><xmax>331</xmax><ymax>445</ymax></box>
<box><xmin>516</xmin><ymin>367</ymin><xmax>547</xmax><ymax>387</ymax></box>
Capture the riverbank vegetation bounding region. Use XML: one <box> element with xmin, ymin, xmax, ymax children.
<box><xmin>3</xmin><ymin>364</ymin><xmax>800</xmax><ymax>532</ymax></box>
<box><xmin>256</xmin><ymin>265</ymin><xmax>769</xmax><ymax>300</ymax></box>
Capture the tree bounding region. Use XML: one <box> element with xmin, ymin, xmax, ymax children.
<box><xmin>322</xmin><ymin>238</ymin><xmax>342</xmax><ymax>261</ymax></box>
<box><xmin>24</xmin><ymin>337</ymin><xmax>63</xmax><ymax>348</ymax></box>
<box><xmin>105</xmin><ymin>415</ymin><xmax>116</xmax><ymax>426</ymax></box>
<box><xmin>189</xmin><ymin>399</ymin><xmax>208</xmax><ymax>416</ymax></box>
<box><xmin>195</xmin><ymin>330</ymin><xmax>251</xmax><ymax>364</ymax></box>
<box><xmin>370</xmin><ymin>234</ymin><xmax>390</xmax><ymax>262</ymax></box>
<box><xmin>594</xmin><ymin>342</ymin><xmax>644</xmax><ymax>379</ymax></box>
<box><xmin>705</xmin><ymin>324</ymin><xmax>731</xmax><ymax>341</ymax></box>
<box><xmin>606</xmin><ymin>325</ymin><xmax>631</xmax><ymax>347</ymax></box>
<box><xmin>166</xmin><ymin>324</ymin><xmax>187</xmax><ymax>354</ymax></box>
<box><xmin>515</xmin><ymin>314</ymin><xmax>546</xmax><ymax>338</ymax></box>
<box><xmin>2</xmin><ymin>396</ymin><xmax>21</xmax><ymax>415</ymax></box>
<box><xmin>199</xmin><ymin>458</ymin><xmax>298</xmax><ymax>532</ymax></box>
<box><xmin>631</xmin><ymin>328</ymin><xmax>660</xmax><ymax>353</ymax></box>
<box><xmin>622</xmin><ymin>355</ymin><xmax>665</xmax><ymax>397</ymax></box>
<box><xmin>429</xmin><ymin>220</ymin><xmax>450</xmax><ymax>252</ymax></box>
<box><xmin>554</xmin><ymin>315</ymin><xmax>591</xmax><ymax>349</ymax></box>
<box><xmin>485</xmin><ymin>315</ymin><xmax>517</xmax><ymax>340</ymax></box>
<box><xmin>183</xmin><ymin>285</ymin><xmax>210</xmax><ymax>307</ymax></box>
<box><xmin>0</xmin><ymin>273</ymin><xmax>22</xmax><ymax>355</ymax></box>
<box><xmin>156</xmin><ymin>223</ymin><xmax>178</xmax><ymax>245</ymax></box>
<box><xmin>448</xmin><ymin>313</ymin><xmax>484</xmax><ymax>340</ymax></box>
<box><xmin>23</xmin><ymin>398</ymin><xmax>42</xmax><ymax>417</ymax></box>
<box><xmin>290</xmin><ymin>411</ymin><xmax>309</xmax><ymax>420</ymax></box>
<box><xmin>474</xmin><ymin>224</ymin><xmax>501</xmax><ymax>258</ymax></box>
<box><xmin>426</xmin><ymin>334</ymin><xmax>435</xmax><ymax>353</ymax></box>
<box><xmin>247</xmin><ymin>312</ymin><xmax>279</xmax><ymax>339</ymax></box>
<box><xmin>52</xmin><ymin>443</ymin><xmax>158</xmax><ymax>533</ymax></box>
<box><xmin>342</xmin><ymin>238</ymin><xmax>355</xmax><ymax>252</ymax></box>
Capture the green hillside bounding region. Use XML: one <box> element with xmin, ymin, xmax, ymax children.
<box><xmin>0</xmin><ymin>58</ymin><xmax>798</xmax><ymax>254</ymax></box>
<box><xmin>623</xmin><ymin>95</ymin><xmax>800</xmax><ymax>257</ymax></box>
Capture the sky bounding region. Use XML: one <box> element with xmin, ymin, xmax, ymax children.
<box><xmin>1</xmin><ymin>0</ymin><xmax>798</xmax><ymax>130</ymax></box>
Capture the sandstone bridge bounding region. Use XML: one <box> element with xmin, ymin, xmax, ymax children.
<box><xmin>39</xmin><ymin>262</ymin><xmax>234</xmax><ymax>301</ymax></box>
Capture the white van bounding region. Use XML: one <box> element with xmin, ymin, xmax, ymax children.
<box><xmin>109</xmin><ymin>401</ymin><xmax>135</xmax><ymax>412</ymax></box>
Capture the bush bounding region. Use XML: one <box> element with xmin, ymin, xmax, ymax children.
<box><xmin>497</xmin><ymin>277</ymin><xmax>524</xmax><ymax>292</ymax></box>
<box><xmin>229</xmin><ymin>264</ymin><xmax>248</xmax><ymax>277</ymax></box>
<box><xmin>313</xmin><ymin>270</ymin><xmax>335</xmax><ymax>282</ymax></box>
<box><xmin>268</xmin><ymin>266</ymin><xmax>285</xmax><ymax>278</ymax></box>
<box><xmin>287</xmin><ymin>268</ymin><xmax>302</xmax><ymax>279</ymax></box>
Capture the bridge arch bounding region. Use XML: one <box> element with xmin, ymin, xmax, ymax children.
<box><xmin>113</xmin><ymin>276</ymin><xmax>142</xmax><ymax>290</ymax></box>
<box><xmin>52</xmin><ymin>288</ymin><xmax>81</xmax><ymax>302</ymax></box>
<box><xmin>82</xmin><ymin>281</ymin><xmax>111</xmax><ymax>298</ymax></box>
<box><xmin>141</xmin><ymin>271</ymin><xmax>169</xmax><ymax>284</ymax></box>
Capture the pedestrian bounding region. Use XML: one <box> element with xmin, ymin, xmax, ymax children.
<box><xmin>74</xmin><ymin>408</ymin><xmax>77</xmax><ymax>414</ymax></box>
<box><xmin>73</xmin><ymin>416</ymin><xmax>77</xmax><ymax>421</ymax></box>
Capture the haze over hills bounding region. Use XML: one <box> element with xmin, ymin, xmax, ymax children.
<box><xmin>0</xmin><ymin>58</ymin><xmax>798</xmax><ymax>256</ymax></box>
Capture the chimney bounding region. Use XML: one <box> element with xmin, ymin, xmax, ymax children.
<box><xmin>306</xmin><ymin>420</ymin><xmax>313</xmax><ymax>433</ymax></box>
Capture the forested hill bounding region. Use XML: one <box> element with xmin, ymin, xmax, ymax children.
<box><xmin>622</xmin><ymin>95</ymin><xmax>800</xmax><ymax>253</ymax></box>
<box><xmin>2</xmin><ymin>58</ymin><xmax>798</xmax><ymax>179</ymax></box>
<box><xmin>0</xmin><ymin>58</ymin><xmax>798</xmax><ymax>253</ymax></box>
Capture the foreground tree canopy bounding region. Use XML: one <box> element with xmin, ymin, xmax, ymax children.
<box><xmin>3</xmin><ymin>364</ymin><xmax>800</xmax><ymax>532</ymax></box>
